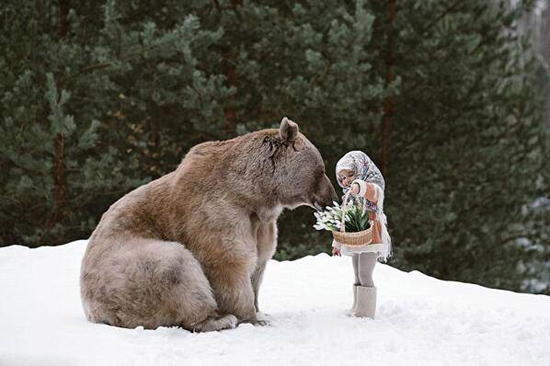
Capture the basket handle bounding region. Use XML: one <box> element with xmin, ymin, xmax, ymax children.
<box><xmin>340</xmin><ymin>191</ymin><xmax>352</xmax><ymax>233</ymax></box>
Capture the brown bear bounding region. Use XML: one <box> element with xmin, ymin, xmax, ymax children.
<box><xmin>80</xmin><ymin>117</ymin><xmax>337</xmax><ymax>332</ymax></box>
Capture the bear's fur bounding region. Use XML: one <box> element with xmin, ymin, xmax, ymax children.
<box><xmin>80</xmin><ymin>118</ymin><xmax>337</xmax><ymax>331</ymax></box>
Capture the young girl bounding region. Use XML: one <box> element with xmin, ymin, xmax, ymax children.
<box><xmin>332</xmin><ymin>151</ymin><xmax>392</xmax><ymax>319</ymax></box>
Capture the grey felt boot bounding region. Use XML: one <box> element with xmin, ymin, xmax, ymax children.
<box><xmin>352</xmin><ymin>286</ymin><xmax>377</xmax><ymax>319</ymax></box>
<box><xmin>347</xmin><ymin>285</ymin><xmax>359</xmax><ymax>315</ymax></box>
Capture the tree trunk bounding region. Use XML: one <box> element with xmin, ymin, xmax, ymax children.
<box><xmin>43</xmin><ymin>0</ymin><xmax>70</xmax><ymax>239</ymax></box>
<box><xmin>222</xmin><ymin>0</ymin><xmax>243</xmax><ymax>135</ymax></box>
<box><xmin>223</xmin><ymin>57</ymin><xmax>237</xmax><ymax>134</ymax></box>
<box><xmin>381</xmin><ymin>0</ymin><xmax>396</xmax><ymax>176</ymax></box>
<box><xmin>58</xmin><ymin>0</ymin><xmax>70</xmax><ymax>38</ymax></box>
<box><xmin>45</xmin><ymin>133</ymin><xmax>67</xmax><ymax>233</ymax></box>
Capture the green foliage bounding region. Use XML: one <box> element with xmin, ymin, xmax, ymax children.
<box><xmin>382</xmin><ymin>0</ymin><xmax>548</xmax><ymax>292</ymax></box>
<box><xmin>0</xmin><ymin>0</ymin><xmax>548</xmax><ymax>293</ymax></box>
<box><xmin>0</xmin><ymin>0</ymin><xmax>227</xmax><ymax>245</ymax></box>
<box><xmin>345</xmin><ymin>204</ymin><xmax>371</xmax><ymax>233</ymax></box>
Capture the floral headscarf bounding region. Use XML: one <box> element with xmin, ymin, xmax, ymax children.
<box><xmin>336</xmin><ymin>151</ymin><xmax>385</xmax><ymax>193</ymax></box>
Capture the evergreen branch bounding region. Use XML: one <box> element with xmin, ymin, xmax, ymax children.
<box><xmin>211</xmin><ymin>0</ymin><xmax>221</xmax><ymax>12</ymax></box>
<box><xmin>73</xmin><ymin>62</ymin><xmax>113</xmax><ymax>76</ymax></box>
<box><xmin>419</xmin><ymin>1</ymin><xmax>465</xmax><ymax>36</ymax></box>
<box><xmin>309</xmin><ymin>60</ymin><xmax>329</xmax><ymax>87</ymax></box>
<box><xmin>62</xmin><ymin>43</ymin><xmax>170</xmax><ymax>85</ymax></box>
<box><xmin>499</xmin><ymin>232</ymin><xmax>533</xmax><ymax>245</ymax></box>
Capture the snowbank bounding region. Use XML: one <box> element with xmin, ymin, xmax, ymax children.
<box><xmin>0</xmin><ymin>241</ymin><xmax>549</xmax><ymax>366</ymax></box>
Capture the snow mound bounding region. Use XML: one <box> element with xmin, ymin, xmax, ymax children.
<box><xmin>1</xmin><ymin>241</ymin><xmax>549</xmax><ymax>366</ymax></box>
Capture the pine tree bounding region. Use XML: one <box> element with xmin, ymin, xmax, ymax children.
<box><xmin>0</xmin><ymin>0</ymin><xmax>231</xmax><ymax>245</ymax></box>
<box><xmin>381</xmin><ymin>0</ymin><xmax>548</xmax><ymax>291</ymax></box>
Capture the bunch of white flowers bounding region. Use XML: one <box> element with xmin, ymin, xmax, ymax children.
<box><xmin>313</xmin><ymin>201</ymin><xmax>344</xmax><ymax>231</ymax></box>
<box><xmin>313</xmin><ymin>200</ymin><xmax>371</xmax><ymax>233</ymax></box>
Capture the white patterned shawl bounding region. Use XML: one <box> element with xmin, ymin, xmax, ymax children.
<box><xmin>336</xmin><ymin>150</ymin><xmax>385</xmax><ymax>193</ymax></box>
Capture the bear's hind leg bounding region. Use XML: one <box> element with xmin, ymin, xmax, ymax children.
<box><xmin>83</xmin><ymin>239</ymin><xmax>237</xmax><ymax>332</ymax></box>
<box><xmin>143</xmin><ymin>241</ymin><xmax>238</xmax><ymax>331</ymax></box>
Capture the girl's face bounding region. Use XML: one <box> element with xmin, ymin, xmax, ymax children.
<box><xmin>338</xmin><ymin>169</ymin><xmax>356</xmax><ymax>188</ymax></box>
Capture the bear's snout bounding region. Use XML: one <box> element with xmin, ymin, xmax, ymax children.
<box><xmin>313</xmin><ymin>175</ymin><xmax>338</xmax><ymax>210</ymax></box>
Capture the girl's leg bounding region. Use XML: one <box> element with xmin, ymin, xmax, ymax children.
<box><xmin>349</xmin><ymin>254</ymin><xmax>360</xmax><ymax>313</ymax></box>
<box><xmin>352</xmin><ymin>252</ymin><xmax>378</xmax><ymax>318</ymax></box>
<box><xmin>352</xmin><ymin>254</ymin><xmax>361</xmax><ymax>285</ymax></box>
<box><xmin>358</xmin><ymin>252</ymin><xmax>377</xmax><ymax>287</ymax></box>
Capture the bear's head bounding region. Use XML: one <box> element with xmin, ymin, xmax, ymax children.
<box><xmin>257</xmin><ymin>117</ymin><xmax>338</xmax><ymax>211</ymax></box>
<box><xmin>181</xmin><ymin>117</ymin><xmax>338</xmax><ymax>216</ymax></box>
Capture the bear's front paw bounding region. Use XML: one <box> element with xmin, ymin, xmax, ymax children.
<box><xmin>236</xmin><ymin>312</ymin><xmax>271</xmax><ymax>327</ymax></box>
<box><xmin>252</xmin><ymin>312</ymin><xmax>272</xmax><ymax>327</ymax></box>
<box><xmin>221</xmin><ymin>314</ymin><xmax>238</xmax><ymax>329</ymax></box>
<box><xmin>251</xmin><ymin>318</ymin><xmax>270</xmax><ymax>327</ymax></box>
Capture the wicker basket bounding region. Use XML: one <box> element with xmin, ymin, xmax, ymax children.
<box><xmin>332</xmin><ymin>191</ymin><xmax>373</xmax><ymax>246</ymax></box>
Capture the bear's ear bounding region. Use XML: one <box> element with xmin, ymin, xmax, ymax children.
<box><xmin>279</xmin><ymin>117</ymin><xmax>299</xmax><ymax>143</ymax></box>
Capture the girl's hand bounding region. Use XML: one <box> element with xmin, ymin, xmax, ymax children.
<box><xmin>350</xmin><ymin>183</ymin><xmax>360</xmax><ymax>195</ymax></box>
<box><xmin>332</xmin><ymin>247</ymin><xmax>341</xmax><ymax>256</ymax></box>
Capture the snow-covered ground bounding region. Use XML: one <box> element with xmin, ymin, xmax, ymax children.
<box><xmin>1</xmin><ymin>241</ymin><xmax>549</xmax><ymax>366</ymax></box>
